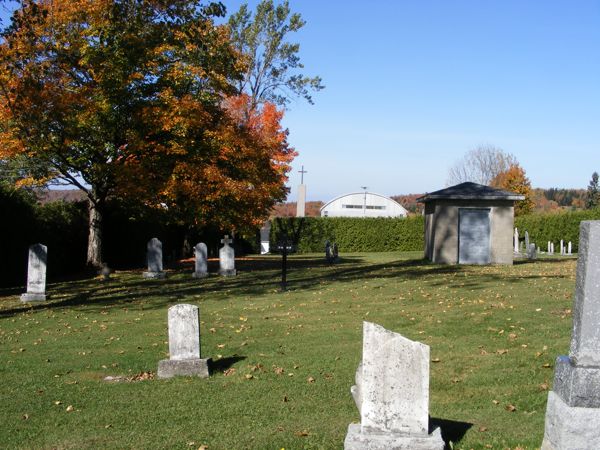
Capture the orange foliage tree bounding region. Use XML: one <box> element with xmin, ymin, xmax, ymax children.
<box><xmin>490</xmin><ymin>164</ymin><xmax>535</xmax><ymax>216</ymax></box>
<box><xmin>0</xmin><ymin>1</ymin><xmax>292</xmax><ymax>266</ymax></box>
<box><xmin>158</xmin><ymin>94</ymin><xmax>297</xmax><ymax>240</ymax></box>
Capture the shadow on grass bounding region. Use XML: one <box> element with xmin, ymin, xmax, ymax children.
<box><xmin>430</xmin><ymin>417</ymin><xmax>472</xmax><ymax>449</ymax></box>
<box><xmin>0</xmin><ymin>255</ymin><xmax>573</xmax><ymax>317</ymax></box>
<box><xmin>209</xmin><ymin>355</ymin><xmax>247</xmax><ymax>373</ymax></box>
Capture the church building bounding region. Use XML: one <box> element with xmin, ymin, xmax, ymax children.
<box><xmin>320</xmin><ymin>192</ymin><xmax>408</xmax><ymax>218</ymax></box>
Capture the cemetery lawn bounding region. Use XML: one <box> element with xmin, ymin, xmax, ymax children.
<box><xmin>0</xmin><ymin>252</ymin><xmax>575</xmax><ymax>449</ymax></box>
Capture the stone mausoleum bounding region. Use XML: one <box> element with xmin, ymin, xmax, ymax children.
<box><xmin>417</xmin><ymin>182</ymin><xmax>524</xmax><ymax>265</ymax></box>
<box><xmin>320</xmin><ymin>192</ymin><xmax>408</xmax><ymax>218</ymax></box>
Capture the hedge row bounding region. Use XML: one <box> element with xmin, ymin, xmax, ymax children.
<box><xmin>515</xmin><ymin>208</ymin><xmax>600</xmax><ymax>253</ymax></box>
<box><xmin>269</xmin><ymin>216</ymin><xmax>425</xmax><ymax>253</ymax></box>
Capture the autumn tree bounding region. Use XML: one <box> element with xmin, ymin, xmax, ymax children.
<box><xmin>158</xmin><ymin>94</ymin><xmax>297</xmax><ymax>247</ymax></box>
<box><xmin>228</xmin><ymin>0</ymin><xmax>324</xmax><ymax>108</ymax></box>
<box><xmin>585</xmin><ymin>171</ymin><xmax>600</xmax><ymax>209</ymax></box>
<box><xmin>0</xmin><ymin>0</ymin><xmax>242</xmax><ymax>267</ymax></box>
<box><xmin>490</xmin><ymin>164</ymin><xmax>535</xmax><ymax>216</ymax></box>
<box><xmin>447</xmin><ymin>145</ymin><xmax>517</xmax><ymax>186</ymax></box>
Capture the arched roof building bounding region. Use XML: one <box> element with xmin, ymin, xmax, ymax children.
<box><xmin>320</xmin><ymin>192</ymin><xmax>408</xmax><ymax>218</ymax></box>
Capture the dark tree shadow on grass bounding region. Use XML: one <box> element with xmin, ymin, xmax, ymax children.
<box><xmin>0</xmin><ymin>255</ymin><xmax>573</xmax><ymax>317</ymax></box>
<box><xmin>209</xmin><ymin>355</ymin><xmax>246</xmax><ymax>374</ymax></box>
<box><xmin>430</xmin><ymin>417</ymin><xmax>472</xmax><ymax>449</ymax></box>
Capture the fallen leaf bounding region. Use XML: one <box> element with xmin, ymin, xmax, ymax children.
<box><xmin>492</xmin><ymin>400</ymin><xmax>499</xmax><ymax>405</ymax></box>
<box><xmin>66</xmin><ymin>405</ymin><xmax>74</xmax><ymax>412</ymax></box>
<box><xmin>505</xmin><ymin>404</ymin><xmax>517</xmax><ymax>412</ymax></box>
<box><xmin>273</xmin><ymin>367</ymin><xmax>284</xmax><ymax>375</ymax></box>
<box><xmin>478</xmin><ymin>426</ymin><xmax>487</xmax><ymax>432</ymax></box>
<box><xmin>294</xmin><ymin>430</ymin><xmax>309</xmax><ymax>437</ymax></box>
<box><xmin>431</xmin><ymin>358</ymin><xmax>441</xmax><ymax>363</ymax></box>
<box><xmin>22</xmin><ymin>414</ymin><xmax>29</xmax><ymax>420</ymax></box>
<box><xmin>307</xmin><ymin>376</ymin><xmax>315</xmax><ymax>383</ymax></box>
<box><xmin>223</xmin><ymin>368</ymin><xmax>236</xmax><ymax>376</ymax></box>
<box><xmin>496</xmin><ymin>349</ymin><xmax>508</xmax><ymax>355</ymax></box>
<box><xmin>539</xmin><ymin>382</ymin><xmax>549</xmax><ymax>391</ymax></box>
<box><xmin>245</xmin><ymin>374</ymin><xmax>254</xmax><ymax>380</ymax></box>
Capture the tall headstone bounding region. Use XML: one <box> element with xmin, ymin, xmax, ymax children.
<box><xmin>344</xmin><ymin>322</ymin><xmax>444</xmax><ymax>450</ymax></box>
<box><xmin>525</xmin><ymin>231</ymin><xmax>530</xmax><ymax>251</ymax></box>
<box><xmin>514</xmin><ymin>228</ymin><xmax>520</xmax><ymax>253</ymax></box>
<box><xmin>568</xmin><ymin>241</ymin><xmax>572</xmax><ymax>255</ymax></box>
<box><xmin>548</xmin><ymin>241</ymin><xmax>551</xmax><ymax>254</ymax></box>
<box><xmin>560</xmin><ymin>239</ymin><xmax>564</xmax><ymax>255</ymax></box>
<box><xmin>193</xmin><ymin>243</ymin><xmax>208</xmax><ymax>278</ymax></box>
<box><xmin>541</xmin><ymin>221</ymin><xmax>600</xmax><ymax>449</ymax></box>
<box><xmin>260</xmin><ymin>221</ymin><xmax>271</xmax><ymax>255</ymax></box>
<box><xmin>296</xmin><ymin>165</ymin><xmax>307</xmax><ymax>218</ymax></box>
<box><xmin>20</xmin><ymin>243</ymin><xmax>47</xmax><ymax>302</ymax></box>
<box><xmin>157</xmin><ymin>304</ymin><xmax>210</xmax><ymax>378</ymax></box>
<box><xmin>325</xmin><ymin>240</ymin><xmax>332</xmax><ymax>262</ymax></box>
<box><xmin>143</xmin><ymin>238</ymin><xmax>166</xmax><ymax>279</ymax></box>
<box><xmin>219</xmin><ymin>235</ymin><xmax>236</xmax><ymax>276</ymax></box>
<box><xmin>551</xmin><ymin>242</ymin><xmax>555</xmax><ymax>255</ymax></box>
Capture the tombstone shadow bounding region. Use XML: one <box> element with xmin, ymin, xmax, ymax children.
<box><xmin>209</xmin><ymin>355</ymin><xmax>246</xmax><ymax>373</ymax></box>
<box><xmin>429</xmin><ymin>417</ymin><xmax>473</xmax><ymax>449</ymax></box>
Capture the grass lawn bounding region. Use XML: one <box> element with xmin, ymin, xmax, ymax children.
<box><xmin>0</xmin><ymin>252</ymin><xmax>576</xmax><ymax>449</ymax></box>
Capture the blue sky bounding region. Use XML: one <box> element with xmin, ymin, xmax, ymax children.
<box><xmin>3</xmin><ymin>1</ymin><xmax>599</xmax><ymax>202</ymax></box>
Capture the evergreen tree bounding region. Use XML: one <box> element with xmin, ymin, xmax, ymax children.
<box><xmin>586</xmin><ymin>172</ymin><xmax>600</xmax><ymax>209</ymax></box>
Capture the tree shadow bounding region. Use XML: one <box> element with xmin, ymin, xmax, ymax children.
<box><xmin>430</xmin><ymin>417</ymin><xmax>473</xmax><ymax>449</ymax></box>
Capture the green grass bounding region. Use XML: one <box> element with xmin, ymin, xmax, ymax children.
<box><xmin>0</xmin><ymin>252</ymin><xmax>576</xmax><ymax>449</ymax></box>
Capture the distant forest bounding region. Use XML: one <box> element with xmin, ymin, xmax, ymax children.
<box><xmin>38</xmin><ymin>187</ymin><xmax>588</xmax><ymax>217</ymax></box>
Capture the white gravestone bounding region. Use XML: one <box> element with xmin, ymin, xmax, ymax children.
<box><xmin>542</xmin><ymin>221</ymin><xmax>600</xmax><ymax>449</ymax></box>
<box><xmin>218</xmin><ymin>235</ymin><xmax>236</xmax><ymax>276</ymax></box>
<box><xmin>560</xmin><ymin>240</ymin><xmax>564</xmax><ymax>255</ymax></box>
<box><xmin>193</xmin><ymin>243</ymin><xmax>208</xmax><ymax>278</ymax></box>
<box><xmin>551</xmin><ymin>242</ymin><xmax>555</xmax><ymax>255</ymax></box>
<box><xmin>567</xmin><ymin>241</ymin><xmax>572</xmax><ymax>255</ymax></box>
<box><xmin>157</xmin><ymin>304</ymin><xmax>210</xmax><ymax>378</ymax></box>
<box><xmin>143</xmin><ymin>238</ymin><xmax>166</xmax><ymax>279</ymax></box>
<box><xmin>344</xmin><ymin>322</ymin><xmax>444</xmax><ymax>450</ymax></box>
<box><xmin>548</xmin><ymin>241</ymin><xmax>551</xmax><ymax>254</ymax></box>
<box><xmin>514</xmin><ymin>228</ymin><xmax>520</xmax><ymax>253</ymax></box>
<box><xmin>20</xmin><ymin>243</ymin><xmax>47</xmax><ymax>302</ymax></box>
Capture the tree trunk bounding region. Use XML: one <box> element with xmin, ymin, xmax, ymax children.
<box><xmin>87</xmin><ymin>200</ymin><xmax>103</xmax><ymax>268</ymax></box>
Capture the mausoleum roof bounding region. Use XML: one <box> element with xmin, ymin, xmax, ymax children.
<box><xmin>417</xmin><ymin>182</ymin><xmax>525</xmax><ymax>202</ymax></box>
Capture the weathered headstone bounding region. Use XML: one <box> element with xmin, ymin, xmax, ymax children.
<box><xmin>514</xmin><ymin>228</ymin><xmax>520</xmax><ymax>253</ymax></box>
<box><xmin>551</xmin><ymin>242</ymin><xmax>555</xmax><ymax>255</ymax></box>
<box><xmin>541</xmin><ymin>221</ymin><xmax>600</xmax><ymax>449</ymax></box>
<box><xmin>100</xmin><ymin>263</ymin><xmax>111</xmax><ymax>281</ymax></box>
<box><xmin>548</xmin><ymin>241</ymin><xmax>551</xmax><ymax>254</ymax></box>
<box><xmin>333</xmin><ymin>243</ymin><xmax>339</xmax><ymax>262</ymax></box>
<box><xmin>527</xmin><ymin>243</ymin><xmax>537</xmax><ymax>260</ymax></box>
<box><xmin>158</xmin><ymin>304</ymin><xmax>210</xmax><ymax>378</ymax></box>
<box><xmin>192</xmin><ymin>242</ymin><xmax>208</xmax><ymax>278</ymax></box>
<box><xmin>568</xmin><ymin>241</ymin><xmax>572</xmax><ymax>255</ymax></box>
<box><xmin>143</xmin><ymin>238</ymin><xmax>166</xmax><ymax>279</ymax></box>
<box><xmin>344</xmin><ymin>322</ymin><xmax>444</xmax><ymax>450</ymax></box>
<box><xmin>20</xmin><ymin>243</ymin><xmax>47</xmax><ymax>302</ymax></box>
<box><xmin>525</xmin><ymin>231</ymin><xmax>530</xmax><ymax>251</ymax></box>
<box><xmin>218</xmin><ymin>235</ymin><xmax>236</xmax><ymax>276</ymax></box>
<box><xmin>325</xmin><ymin>240</ymin><xmax>332</xmax><ymax>262</ymax></box>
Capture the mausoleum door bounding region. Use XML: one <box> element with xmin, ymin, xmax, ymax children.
<box><xmin>458</xmin><ymin>208</ymin><xmax>491</xmax><ymax>264</ymax></box>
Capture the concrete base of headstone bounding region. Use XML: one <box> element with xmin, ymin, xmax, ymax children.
<box><xmin>192</xmin><ymin>271</ymin><xmax>208</xmax><ymax>279</ymax></box>
<box><xmin>344</xmin><ymin>424</ymin><xmax>444</xmax><ymax>450</ymax></box>
<box><xmin>143</xmin><ymin>271</ymin><xmax>166</xmax><ymax>279</ymax></box>
<box><xmin>157</xmin><ymin>358</ymin><xmax>211</xmax><ymax>378</ymax></box>
<box><xmin>20</xmin><ymin>292</ymin><xmax>46</xmax><ymax>302</ymax></box>
<box><xmin>552</xmin><ymin>356</ymin><xmax>600</xmax><ymax>407</ymax></box>
<box><xmin>541</xmin><ymin>391</ymin><xmax>600</xmax><ymax>449</ymax></box>
<box><xmin>218</xmin><ymin>269</ymin><xmax>237</xmax><ymax>277</ymax></box>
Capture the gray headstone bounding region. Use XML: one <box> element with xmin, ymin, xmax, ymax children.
<box><xmin>514</xmin><ymin>228</ymin><xmax>520</xmax><ymax>253</ymax></box>
<box><xmin>551</xmin><ymin>242</ymin><xmax>555</xmax><ymax>255</ymax></box>
<box><xmin>20</xmin><ymin>243</ymin><xmax>47</xmax><ymax>302</ymax></box>
<box><xmin>344</xmin><ymin>322</ymin><xmax>444</xmax><ymax>449</ymax></box>
<box><xmin>260</xmin><ymin>221</ymin><xmax>271</xmax><ymax>254</ymax></box>
<box><xmin>193</xmin><ymin>243</ymin><xmax>208</xmax><ymax>278</ymax></box>
<box><xmin>527</xmin><ymin>243</ymin><xmax>537</xmax><ymax>260</ymax></box>
<box><xmin>525</xmin><ymin>231</ymin><xmax>530</xmax><ymax>250</ymax></box>
<box><xmin>143</xmin><ymin>238</ymin><xmax>166</xmax><ymax>279</ymax></box>
<box><xmin>568</xmin><ymin>241</ymin><xmax>572</xmax><ymax>255</ymax></box>
<box><xmin>548</xmin><ymin>241</ymin><xmax>551</xmax><ymax>254</ymax></box>
<box><xmin>157</xmin><ymin>304</ymin><xmax>210</xmax><ymax>378</ymax></box>
<box><xmin>325</xmin><ymin>240</ymin><xmax>332</xmax><ymax>261</ymax></box>
<box><xmin>542</xmin><ymin>221</ymin><xmax>600</xmax><ymax>448</ymax></box>
<box><xmin>560</xmin><ymin>239</ymin><xmax>564</xmax><ymax>255</ymax></box>
<box><xmin>218</xmin><ymin>235</ymin><xmax>236</xmax><ymax>276</ymax></box>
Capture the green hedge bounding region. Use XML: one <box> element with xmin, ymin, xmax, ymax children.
<box><xmin>515</xmin><ymin>209</ymin><xmax>600</xmax><ymax>253</ymax></box>
<box><xmin>269</xmin><ymin>216</ymin><xmax>425</xmax><ymax>253</ymax></box>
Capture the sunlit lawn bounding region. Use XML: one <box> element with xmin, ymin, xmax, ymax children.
<box><xmin>0</xmin><ymin>252</ymin><xmax>575</xmax><ymax>449</ymax></box>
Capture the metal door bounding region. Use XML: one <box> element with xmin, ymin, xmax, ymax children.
<box><xmin>458</xmin><ymin>208</ymin><xmax>491</xmax><ymax>264</ymax></box>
